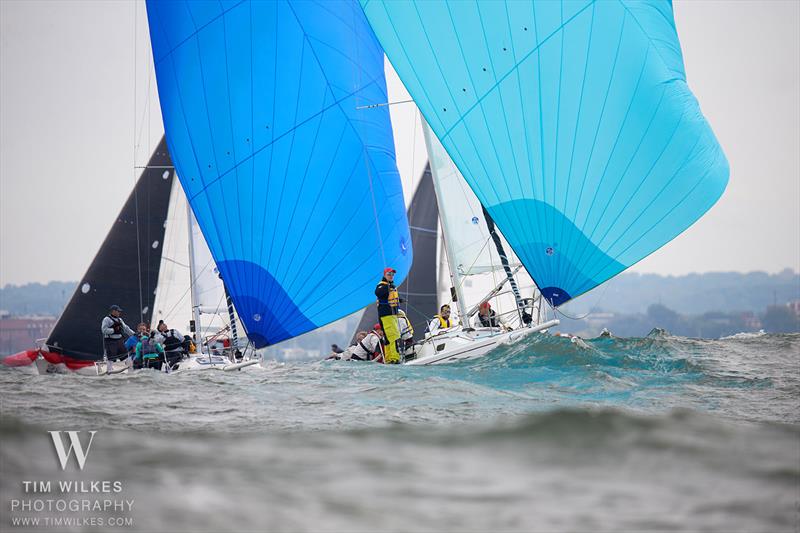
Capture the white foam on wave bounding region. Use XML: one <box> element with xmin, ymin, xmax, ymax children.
<box><xmin>720</xmin><ymin>329</ymin><xmax>766</xmax><ymax>340</ymax></box>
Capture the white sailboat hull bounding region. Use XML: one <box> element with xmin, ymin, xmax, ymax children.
<box><xmin>31</xmin><ymin>354</ymin><xmax>259</xmax><ymax>375</ymax></box>
<box><xmin>172</xmin><ymin>354</ymin><xmax>259</xmax><ymax>372</ymax></box>
<box><xmin>405</xmin><ymin>319</ymin><xmax>559</xmax><ymax>366</ymax></box>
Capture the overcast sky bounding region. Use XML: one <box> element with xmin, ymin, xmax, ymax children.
<box><xmin>1</xmin><ymin>0</ymin><xmax>798</xmax><ymax>286</ymax></box>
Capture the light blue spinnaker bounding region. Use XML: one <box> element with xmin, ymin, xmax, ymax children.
<box><xmin>147</xmin><ymin>0</ymin><xmax>411</xmax><ymax>347</ymax></box>
<box><xmin>361</xmin><ymin>0</ymin><xmax>728</xmax><ymax>306</ymax></box>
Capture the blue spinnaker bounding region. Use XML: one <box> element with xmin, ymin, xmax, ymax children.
<box><xmin>147</xmin><ymin>0</ymin><xmax>411</xmax><ymax>347</ymax></box>
<box><xmin>361</xmin><ymin>0</ymin><xmax>728</xmax><ymax>306</ymax></box>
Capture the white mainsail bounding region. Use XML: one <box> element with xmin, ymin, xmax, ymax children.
<box><xmin>152</xmin><ymin>177</ymin><xmax>241</xmax><ymax>348</ymax></box>
<box><xmin>422</xmin><ymin>119</ymin><xmax>542</xmax><ymax>328</ymax></box>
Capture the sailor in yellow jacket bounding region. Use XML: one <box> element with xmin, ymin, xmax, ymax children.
<box><xmin>375</xmin><ymin>267</ymin><xmax>401</xmax><ymax>364</ymax></box>
<box><xmin>427</xmin><ymin>304</ymin><xmax>457</xmax><ymax>336</ymax></box>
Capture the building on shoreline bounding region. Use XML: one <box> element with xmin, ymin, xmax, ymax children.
<box><xmin>0</xmin><ymin>311</ymin><xmax>56</xmax><ymax>356</ymax></box>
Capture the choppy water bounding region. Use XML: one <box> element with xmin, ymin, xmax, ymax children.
<box><xmin>1</xmin><ymin>331</ymin><xmax>799</xmax><ymax>532</ymax></box>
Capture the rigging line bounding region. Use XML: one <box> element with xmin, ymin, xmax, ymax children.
<box><xmin>162</xmin><ymin>256</ymin><xmax>189</xmax><ymax>268</ymax></box>
<box><xmin>409</xmin><ymin>224</ymin><xmax>436</xmax><ymax>234</ymax></box>
<box><xmin>354</xmin><ymin>98</ymin><xmax>414</xmax><ymax>110</ymax></box>
<box><xmin>448</xmin><ymin>235</ymin><xmax>494</xmax><ymax>301</ymax></box>
<box><xmin>133</xmin><ymin>0</ymin><xmax>144</xmax><ymax>326</ymax></box>
<box><xmin>552</xmin><ymin>278</ymin><xmax>613</xmax><ymax>321</ymax></box>
<box><xmin>160</xmin><ymin>255</ymin><xmax>216</xmax><ymax>324</ymax></box>
<box><xmin>403</xmin><ymin>106</ymin><xmax>420</xmax><ymax>311</ymax></box>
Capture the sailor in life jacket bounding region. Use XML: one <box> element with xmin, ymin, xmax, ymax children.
<box><xmin>375</xmin><ymin>267</ymin><xmax>402</xmax><ymax>364</ymax></box>
<box><xmin>396</xmin><ymin>308</ymin><xmax>414</xmax><ymax>352</ymax></box>
<box><xmin>155</xmin><ymin>320</ymin><xmax>187</xmax><ymax>365</ymax></box>
<box><xmin>125</xmin><ymin>322</ymin><xmax>150</xmax><ymax>356</ymax></box>
<box><xmin>132</xmin><ymin>327</ymin><xmax>166</xmax><ymax>370</ymax></box>
<box><xmin>335</xmin><ymin>325</ymin><xmax>385</xmax><ymax>362</ymax></box>
<box><xmin>427</xmin><ymin>304</ymin><xmax>457</xmax><ymax>336</ymax></box>
<box><xmin>474</xmin><ymin>301</ymin><xmax>511</xmax><ymax>330</ymax></box>
<box><xmin>101</xmin><ymin>304</ymin><xmax>135</xmax><ymax>360</ymax></box>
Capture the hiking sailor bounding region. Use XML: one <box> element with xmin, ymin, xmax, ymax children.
<box><xmin>132</xmin><ymin>327</ymin><xmax>166</xmax><ymax>370</ymax></box>
<box><xmin>155</xmin><ymin>320</ymin><xmax>186</xmax><ymax>367</ymax></box>
<box><xmin>125</xmin><ymin>322</ymin><xmax>149</xmax><ymax>358</ymax></box>
<box><xmin>375</xmin><ymin>267</ymin><xmax>402</xmax><ymax>364</ymax></box>
<box><xmin>396</xmin><ymin>308</ymin><xmax>414</xmax><ymax>353</ymax></box>
<box><xmin>427</xmin><ymin>304</ymin><xmax>456</xmax><ymax>336</ymax></box>
<box><xmin>329</xmin><ymin>325</ymin><xmax>385</xmax><ymax>362</ymax></box>
<box><xmin>101</xmin><ymin>305</ymin><xmax>135</xmax><ymax>360</ymax></box>
<box><xmin>474</xmin><ymin>301</ymin><xmax>511</xmax><ymax>330</ymax></box>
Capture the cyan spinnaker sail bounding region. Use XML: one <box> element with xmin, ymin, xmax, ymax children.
<box><xmin>147</xmin><ymin>0</ymin><xmax>411</xmax><ymax>347</ymax></box>
<box><xmin>361</xmin><ymin>0</ymin><xmax>728</xmax><ymax>306</ymax></box>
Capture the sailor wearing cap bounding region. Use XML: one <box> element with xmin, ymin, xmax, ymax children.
<box><xmin>474</xmin><ymin>301</ymin><xmax>510</xmax><ymax>330</ymax></box>
<box><xmin>375</xmin><ymin>267</ymin><xmax>402</xmax><ymax>364</ymax></box>
<box><xmin>101</xmin><ymin>305</ymin><xmax>135</xmax><ymax>360</ymax></box>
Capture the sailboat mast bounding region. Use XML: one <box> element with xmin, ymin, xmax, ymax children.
<box><xmin>185</xmin><ymin>202</ymin><xmax>204</xmax><ymax>355</ymax></box>
<box><xmin>422</xmin><ymin>120</ymin><xmax>469</xmax><ymax>324</ymax></box>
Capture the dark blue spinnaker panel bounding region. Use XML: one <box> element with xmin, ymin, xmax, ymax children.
<box><xmin>148</xmin><ymin>0</ymin><xmax>411</xmax><ymax>346</ymax></box>
<box><xmin>361</xmin><ymin>0</ymin><xmax>728</xmax><ymax>306</ymax></box>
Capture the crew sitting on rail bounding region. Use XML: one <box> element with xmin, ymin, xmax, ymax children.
<box><xmin>427</xmin><ymin>304</ymin><xmax>457</xmax><ymax>336</ymax></box>
<box><xmin>396</xmin><ymin>309</ymin><xmax>414</xmax><ymax>353</ymax></box>
<box><xmin>155</xmin><ymin>320</ymin><xmax>188</xmax><ymax>367</ymax></box>
<box><xmin>329</xmin><ymin>325</ymin><xmax>385</xmax><ymax>362</ymax></box>
<box><xmin>131</xmin><ymin>325</ymin><xmax>166</xmax><ymax>370</ymax></box>
<box><xmin>474</xmin><ymin>301</ymin><xmax>511</xmax><ymax>331</ymax></box>
<box><xmin>125</xmin><ymin>322</ymin><xmax>149</xmax><ymax>358</ymax></box>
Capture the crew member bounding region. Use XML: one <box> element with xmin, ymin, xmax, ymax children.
<box><xmin>155</xmin><ymin>320</ymin><xmax>187</xmax><ymax>367</ymax></box>
<box><xmin>101</xmin><ymin>305</ymin><xmax>134</xmax><ymax>361</ymax></box>
<box><xmin>125</xmin><ymin>322</ymin><xmax>149</xmax><ymax>356</ymax></box>
<box><xmin>375</xmin><ymin>267</ymin><xmax>402</xmax><ymax>364</ymax></box>
<box><xmin>427</xmin><ymin>304</ymin><xmax>456</xmax><ymax>336</ymax></box>
<box><xmin>474</xmin><ymin>301</ymin><xmax>510</xmax><ymax>330</ymax></box>
<box><xmin>133</xmin><ymin>328</ymin><xmax>166</xmax><ymax>370</ymax></box>
<box><xmin>396</xmin><ymin>308</ymin><xmax>414</xmax><ymax>353</ymax></box>
<box><xmin>333</xmin><ymin>324</ymin><xmax>385</xmax><ymax>362</ymax></box>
